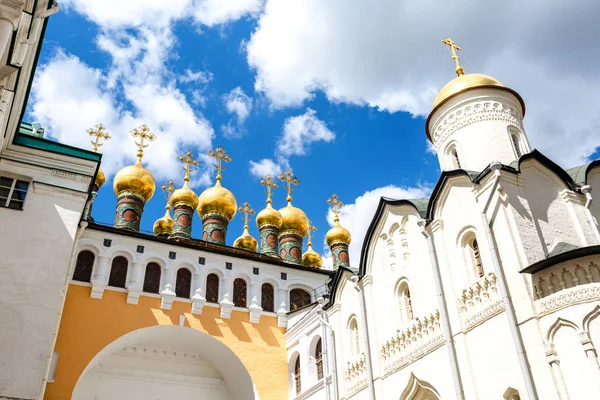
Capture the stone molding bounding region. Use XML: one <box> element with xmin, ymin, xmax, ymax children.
<box><xmin>537</xmin><ymin>283</ymin><xmax>600</xmax><ymax>316</ymax></box>
<box><xmin>431</xmin><ymin>99</ymin><xmax>524</xmax><ymax>148</ymax></box>
<box><xmin>0</xmin><ymin>0</ymin><xmax>24</xmax><ymax>29</ymax></box>
<box><xmin>88</xmin><ymin>366</ymin><xmax>224</xmax><ymax>390</ymax></box>
<box><xmin>457</xmin><ymin>272</ymin><xmax>505</xmax><ymax>331</ymax></box>
<box><xmin>344</xmin><ymin>353</ymin><xmax>368</xmax><ymax>398</ymax></box>
<box><xmin>464</xmin><ymin>299</ymin><xmax>505</xmax><ymax>331</ymax></box>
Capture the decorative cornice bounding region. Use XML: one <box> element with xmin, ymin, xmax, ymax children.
<box><xmin>464</xmin><ymin>299</ymin><xmax>505</xmax><ymax>331</ymax></box>
<box><xmin>537</xmin><ymin>284</ymin><xmax>600</xmax><ymax>316</ymax></box>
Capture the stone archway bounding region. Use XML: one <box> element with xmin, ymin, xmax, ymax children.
<box><xmin>72</xmin><ymin>325</ymin><xmax>258</xmax><ymax>400</ymax></box>
<box><xmin>400</xmin><ymin>372</ymin><xmax>441</xmax><ymax>400</ymax></box>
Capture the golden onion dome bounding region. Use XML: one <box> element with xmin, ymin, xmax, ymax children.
<box><xmin>256</xmin><ymin>202</ymin><xmax>283</xmax><ymax>229</ymax></box>
<box><xmin>433</xmin><ymin>73</ymin><xmax>506</xmax><ymax>109</ymax></box>
<box><xmin>233</xmin><ymin>227</ymin><xmax>258</xmax><ymax>252</ymax></box>
<box><xmin>326</xmin><ymin>221</ymin><xmax>352</xmax><ymax>247</ymax></box>
<box><xmin>170</xmin><ymin>182</ymin><xmax>199</xmax><ymax>209</ymax></box>
<box><xmin>153</xmin><ymin>207</ymin><xmax>174</xmax><ymax>236</ymax></box>
<box><xmin>113</xmin><ymin>160</ymin><xmax>156</xmax><ymax>201</ymax></box>
<box><xmin>279</xmin><ymin>202</ymin><xmax>309</xmax><ymax>237</ymax></box>
<box><xmin>95</xmin><ymin>167</ymin><xmax>106</xmax><ymax>190</ymax></box>
<box><xmin>302</xmin><ymin>243</ymin><xmax>322</xmax><ymax>268</ymax></box>
<box><xmin>197</xmin><ymin>180</ymin><xmax>237</xmax><ymax>221</ymax></box>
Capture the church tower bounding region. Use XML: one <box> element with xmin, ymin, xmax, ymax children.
<box><xmin>426</xmin><ymin>38</ymin><xmax>530</xmax><ymax>172</ymax></box>
<box><xmin>169</xmin><ymin>152</ymin><xmax>199</xmax><ymax>240</ymax></box>
<box><xmin>326</xmin><ymin>194</ymin><xmax>351</xmax><ymax>269</ymax></box>
<box><xmin>277</xmin><ymin>170</ymin><xmax>309</xmax><ymax>264</ymax></box>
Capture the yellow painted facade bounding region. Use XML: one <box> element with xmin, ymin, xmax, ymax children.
<box><xmin>45</xmin><ymin>284</ymin><xmax>289</xmax><ymax>400</ymax></box>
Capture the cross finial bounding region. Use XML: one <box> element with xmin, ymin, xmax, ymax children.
<box><xmin>307</xmin><ymin>221</ymin><xmax>317</xmax><ymax>246</ymax></box>
<box><xmin>161</xmin><ymin>180</ymin><xmax>175</xmax><ymax>207</ymax></box>
<box><xmin>260</xmin><ymin>174</ymin><xmax>279</xmax><ymax>204</ymax></box>
<box><xmin>87</xmin><ymin>123</ymin><xmax>111</xmax><ymax>152</ymax></box>
<box><xmin>278</xmin><ymin>170</ymin><xmax>299</xmax><ymax>203</ymax></box>
<box><xmin>208</xmin><ymin>146</ymin><xmax>231</xmax><ymax>182</ymax></box>
<box><xmin>327</xmin><ymin>194</ymin><xmax>343</xmax><ymax>223</ymax></box>
<box><xmin>238</xmin><ymin>201</ymin><xmax>255</xmax><ymax>229</ymax></box>
<box><xmin>178</xmin><ymin>151</ymin><xmax>198</xmax><ymax>183</ymax></box>
<box><xmin>130</xmin><ymin>124</ymin><xmax>157</xmax><ymax>162</ymax></box>
<box><xmin>441</xmin><ymin>37</ymin><xmax>464</xmax><ymax>76</ymax></box>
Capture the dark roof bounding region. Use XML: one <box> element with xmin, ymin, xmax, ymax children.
<box><xmin>566</xmin><ymin>159</ymin><xmax>600</xmax><ymax>186</ymax></box>
<box><xmin>88</xmin><ymin>223</ymin><xmax>336</xmax><ymax>277</ymax></box>
<box><xmin>324</xmin><ymin>266</ymin><xmax>354</xmax><ymax>310</ymax></box>
<box><xmin>520</xmin><ymin>245</ymin><xmax>600</xmax><ymax>274</ymax></box>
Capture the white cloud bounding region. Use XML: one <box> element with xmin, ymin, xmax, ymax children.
<box><xmin>321</xmin><ymin>185</ymin><xmax>430</xmax><ymax>270</ymax></box>
<box><xmin>278</xmin><ymin>108</ymin><xmax>334</xmax><ymax>157</ymax></box>
<box><xmin>191</xmin><ymin>0</ymin><xmax>264</xmax><ymax>27</ymax></box>
<box><xmin>220</xmin><ymin>87</ymin><xmax>253</xmax><ymax>138</ymax></box>
<box><xmin>246</xmin><ymin>0</ymin><xmax>600</xmax><ymax>167</ymax></box>
<box><xmin>179</xmin><ymin>69</ymin><xmax>213</xmax><ymax>84</ymax></box>
<box><xmin>249</xmin><ymin>158</ymin><xmax>283</xmax><ymax>178</ymax></box>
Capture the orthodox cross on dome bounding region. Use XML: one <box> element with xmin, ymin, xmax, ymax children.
<box><xmin>238</xmin><ymin>201</ymin><xmax>255</xmax><ymax>229</ymax></box>
<box><xmin>307</xmin><ymin>221</ymin><xmax>317</xmax><ymax>245</ymax></box>
<box><xmin>278</xmin><ymin>170</ymin><xmax>300</xmax><ymax>203</ymax></box>
<box><xmin>130</xmin><ymin>124</ymin><xmax>156</xmax><ymax>162</ymax></box>
<box><xmin>178</xmin><ymin>151</ymin><xmax>198</xmax><ymax>183</ymax></box>
<box><xmin>87</xmin><ymin>123</ymin><xmax>111</xmax><ymax>152</ymax></box>
<box><xmin>441</xmin><ymin>37</ymin><xmax>464</xmax><ymax>76</ymax></box>
<box><xmin>161</xmin><ymin>180</ymin><xmax>175</xmax><ymax>202</ymax></box>
<box><xmin>327</xmin><ymin>194</ymin><xmax>343</xmax><ymax>223</ymax></box>
<box><xmin>260</xmin><ymin>174</ymin><xmax>279</xmax><ymax>204</ymax></box>
<box><xmin>208</xmin><ymin>146</ymin><xmax>231</xmax><ymax>181</ymax></box>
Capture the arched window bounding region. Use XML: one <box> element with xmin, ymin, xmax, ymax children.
<box><xmin>294</xmin><ymin>356</ymin><xmax>301</xmax><ymax>394</ymax></box>
<box><xmin>315</xmin><ymin>338</ymin><xmax>323</xmax><ymax>380</ymax></box>
<box><xmin>175</xmin><ymin>268</ymin><xmax>192</xmax><ymax>298</ymax></box>
<box><xmin>446</xmin><ymin>144</ymin><xmax>461</xmax><ymax>169</ymax></box>
<box><xmin>349</xmin><ymin>317</ymin><xmax>360</xmax><ymax>356</ymax></box>
<box><xmin>108</xmin><ymin>256</ymin><xmax>128</xmax><ymax>288</ymax></box>
<box><xmin>510</xmin><ymin>130</ymin><xmax>523</xmax><ymax>158</ymax></box>
<box><xmin>233</xmin><ymin>278</ymin><xmax>247</xmax><ymax>307</ymax></box>
<box><xmin>143</xmin><ymin>262</ymin><xmax>161</xmax><ymax>293</ymax></box>
<box><xmin>290</xmin><ymin>288</ymin><xmax>311</xmax><ymax>310</ymax></box>
<box><xmin>206</xmin><ymin>273</ymin><xmax>219</xmax><ymax>303</ymax></box>
<box><xmin>469</xmin><ymin>237</ymin><xmax>484</xmax><ymax>278</ymax></box>
<box><xmin>397</xmin><ymin>281</ymin><xmax>414</xmax><ymax>326</ymax></box>
<box><xmin>73</xmin><ymin>250</ymin><xmax>95</xmax><ymax>282</ymax></box>
<box><xmin>261</xmin><ymin>283</ymin><xmax>274</xmax><ymax>312</ymax></box>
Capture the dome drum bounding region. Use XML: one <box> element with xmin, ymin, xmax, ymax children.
<box><xmin>201</xmin><ymin>213</ymin><xmax>230</xmax><ymax>245</ymax></box>
<box><xmin>330</xmin><ymin>242</ymin><xmax>350</xmax><ymax>270</ymax></box>
<box><xmin>279</xmin><ymin>231</ymin><xmax>303</xmax><ymax>265</ymax></box>
<box><xmin>114</xmin><ymin>192</ymin><xmax>146</xmax><ymax>232</ymax></box>
<box><xmin>169</xmin><ymin>205</ymin><xmax>195</xmax><ymax>240</ymax></box>
<box><xmin>259</xmin><ymin>225</ymin><xmax>280</xmax><ymax>257</ymax></box>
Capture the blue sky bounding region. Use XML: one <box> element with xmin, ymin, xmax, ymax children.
<box><xmin>25</xmin><ymin>0</ymin><xmax>600</xmax><ymax>268</ymax></box>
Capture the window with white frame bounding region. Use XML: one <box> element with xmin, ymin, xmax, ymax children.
<box><xmin>397</xmin><ymin>280</ymin><xmax>413</xmax><ymax>326</ymax></box>
<box><xmin>0</xmin><ymin>176</ymin><xmax>29</xmax><ymax>210</ymax></box>
<box><xmin>463</xmin><ymin>233</ymin><xmax>484</xmax><ymax>280</ymax></box>
<box><xmin>348</xmin><ymin>317</ymin><xmax>360</xmax><ymax>357</ymax></box>
<box><xmin>509</xmin><ymin>129</ymin><xmax>523</xmax><ymax>158</ymax></box>
<box><xmin>445</xmin><ymin>145</ymin><xmax>461</xmax><ymax>169</ymax></box>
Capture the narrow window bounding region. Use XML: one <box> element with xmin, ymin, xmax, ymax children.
<box><xmin>233</xmin><ymin>278</ymin><xmax>247</xmax><ymax>307</ymax></box>
<box><xmin>397</xmin><ymin>282</ymin><xmax>414</xmax><ymax>326</ymax></box>
<box><xmin>206</xmin><ymin>273</ymin><xmax>219</xmax><ymax>303</ymax></box>
<box><xmin>315</xmin><ymin>338</ymin><xmax>323</xmax><ymax>380</ymax></box>
<box><xmin>0</xmin><ymin>177</ymin><xmax>29</xmax><ymax>210</ymax></box>
<box><xmin>143</xmin><ymin>263</ymin><xmax>161</xmax><ymax>294</ymax></box>
<box><xmin>451</xmin><ymin>148</ymin><xmax>461</xmax><ymax>169</ymax></box>
<box><xmin>261</xmin><ymin>283</ymin><xmax>274</xmax><ymax>312</ymax></box>
<box><xmin>175</xmin><ymin>268</ymin><xmax>192</xmax><ymax>298</ymax></box>
<box><xmin>511</xmin><ymin>132</ymin><xmax>522</xmax><ymax>158</ymax></box>
<box><xmin>72</xmin><ymin>250</ymin><xmax>95</xmax><ymax>283</ymax></box>
<box><xmin>471</xmin><ymin>238</ymin><xmax>484</xmax><ymax>278</ymax></box>
<box><xmin>294</xmin><ymin>356</ymin><xmax>301</xmax><ymax>394</ymax></box>
<box><xmin>290</xmin><ymin>288</ymin><xmax>311</xmax><ymax>310</ymax></box>
<box><xmin>108</xmin><ymin>256</ymin><xmax>128</xmax><ymax>288</ymax></box>
<box><xmin>349</xmin><ymin>318</ymin><xmax>360</xmax><ymax>356</ymax></box>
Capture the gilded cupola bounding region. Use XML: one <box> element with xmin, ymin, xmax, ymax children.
<box><xmin>170</xmin><ymin>152</ymin><xmax>199</xmax><ymax>210</ymax></box>
<box><xmin>302</xmin><ymin>222</ymin><xmax>322</xmax><ymax>268</ymax></box>
<box><xmin>256</xmin><ymin>175</ymin><xmax>283</xmax><ymax>229</ymax></box>
<box><xmin>326</xmin><ymin>194</ymin><xmax>351</xmax><ymax>269</ymax></box>
<box><xmin>113</xmin><ymin>125</ymin><xmax>157</xmax><ymax>202</ymax></box>
<box><xmin>233</xmin><ymin>202</ymin><xmax>258</xmax><ymax>252</ymax></box>
<box><xmin>153</xmin><ymin>180</ymin><xmax>175</xmax><ymax>237</ymax></box>
<box><xmin>197</xmin><ymin>147</ymin><xmax>237</xmax><ymax>221</ymax></box>
<box><xmin>277</xmin><ymin>170</ymin><xmax>309</xmax><ymax>237</ymax></box>
<box><xmin>87</xmin><ymin>123</ymin><xmax>111</xmax><ymax>191</ymax></box>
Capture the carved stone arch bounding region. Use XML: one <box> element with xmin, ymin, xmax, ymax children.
<box><xmin>582</xmin><ymin>304</ymin><xmax>600</xmax><ymax>335</ymax></box>
<box><xmin>389</xmin><ymin>222</ymin><xmax>400</xmax><ymax>237</ymax></box>
<box><xmin>77</xmin><ymin>240</ymin><xmax>102</xmax><ymax>257</ymax></box>
<box><xmin>546</xmin><ymin>317</ymin><xmax>581</xmax><ymax>344</ymax></box>
<box><xmin>140</xmin><ymin>251</ymin><xmax>168</xmax><ymax>268</ymax></box>
<box><xmin>399</xmin><ymin>372</ymin><xmax>441</xmax><ymax>400</ymax></box>
<box><xmin>108</xmin><ymin>247</ymin><xmax>135</xmax><ymax>264</ymax></box>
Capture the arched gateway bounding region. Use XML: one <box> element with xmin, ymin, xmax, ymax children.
<box><xmin>72</xmin><ymin>326</ymin><xmax>258</xmax><ymax>400</ymax></box>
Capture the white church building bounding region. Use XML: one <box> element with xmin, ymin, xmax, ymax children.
<box><xmin>0</xmin><ymin>1</ymin><xmax>599</xmax><ymax>400</ymax></box>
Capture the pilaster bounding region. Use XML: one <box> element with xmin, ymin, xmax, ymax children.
<box><xmin>126</xmin><ymin>261</ymin><xmax>144</xmax><ymax>304</ymax></box>
<box><xmin>90</xmin><ymin>255</ymin><xmax>110</xmax><ymax>299</ymax></box>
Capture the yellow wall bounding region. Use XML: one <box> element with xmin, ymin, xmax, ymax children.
<box><xmin>45</xmin><ymin>284</ymin><xmax>288</xmax><ymax>400</ymax></box>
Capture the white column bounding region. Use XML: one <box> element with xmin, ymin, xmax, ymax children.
<box><xmin>126</xmin><ymin>261</ymin><xmax>144</xmax><ymax>304</ymax></box>
<box><xmin>160</xmin><ymin>268</ymin><xmax>176</xmax><ymax>310</ymax></box>
<box><xmin>220</xmin><ymin>274</ymin><xmax>234</xmax><ymax>319</ymax></box>
<box><xmin>249</xmin><ymin>282</ymin><xmax>262</xmax><ymax>323</ymax></box>
<box><xmin>580</xmin><ymin>333</ymin><xmax>600</xmax><ymax>391</ymax></box>
<box><xmin>545</xmin><ymin>343</ymin><xmax>570</xmax><ymax>400</ymax></box>
<box><xmin>192</xmin><ymin>272</ymin><xmax>206</xmax><ymax>314</ymax></box>
<box><xmin>91</xmin><ymin>255</ymin><xmax>110</xmax><ymax>299</ymax></box>
<box><xmin>278</xmin><ymin>288</ymin><xmax>288</xmax><ymax>311</ymax></box>
<box><xmin>0</xmin><ymin>1</ymin><xmax>23</xmax><ymax>60</ymax></box>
